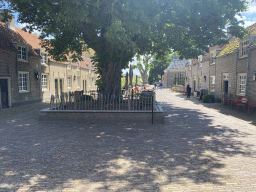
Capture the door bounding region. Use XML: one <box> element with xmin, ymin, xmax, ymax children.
<box><xmin>0</xmin><ymin>79</ymin><xmax>9</xmax><ymax>109</ymax></box>
<box><xmin>224</xmin><ymin>80</ymin><xmax>228</xmax><ymax>94</ymax></box>
<box><xmin>55</xmin><ymin>79</ymin><xmax>58</xmax><ymax>98</ymax></box>
<box><xmin>59</xmin><ymin>79</ymin><xmax>63</xmax><ymax>96</ymax></box>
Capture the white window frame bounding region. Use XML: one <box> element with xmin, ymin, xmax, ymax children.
<box><xmin>67</xmin><ymin>60</ymin><xmax>71</xmax><ymax>69</ymax></box>
<box><xmin>240</xmin><ymin>40</ymin><xmax>249</xmax><ymax>57</ymax></box>
<box><xmin>223</xmin><ymin>73</ymin><xmax>229</xmax><ymax>80</ymax></box>
<box><xmin>41</xmin><ymin>53</ymin><xmax>47</xmax><ymax>65</ymax></box>
<box><xmin>18</xmin><ymin>46</ymin><xmax>27</xmax><ymax>61</ymax></box>
<box><xmin>76</xmin><ymin>62</ymin><xmax>80</xmax><ymax>71</ymax></box>
<box><xmin>77</xmin><ymin>76</ymin><xmax>80</xmax><ymax>88</ymax></box>
<box><xmin>18</xmin><ymin>72</ymin><xmax>29</xmax><ymax>92</ymax></box>
<box><xmin>42</xmin><ymin>74</ymin><xmax>48</xmax><ymax>90</ymax></box>
<box><xmin>210</xmin><ymin>53</ymin><xmax>215</xmax><ymax>65</ymax></box>
<box><xmin>237</xmin><ymin>73</ymin><xmax>246</xmax><ymax>96</ymax></box>
<box><xmin>67</xmin><ymin>76</ymin><xmax>71</xmax><ymax>89</ymax></box>
<box><xmin>89</xmin><ymin>78</ymin><xmax>91</xmax><ymax>87</ymax></box>
<box><xmin>210</xmin><ymin>76</ymin><xmax>215</xmax><ymax>92</ymax></box>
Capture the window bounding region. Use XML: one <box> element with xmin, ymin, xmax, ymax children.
<box><xmin>199</xmin><ymin>62</ymin><xmax>202</xmax><ymax>68</ymax></box>
<box><xmin>198</xmin><ymin>76</ymin><xmax>203</xmax><ymax>88</ymax></box>
<box><xmin>237</xmin><ymin>73</ymin><xmax>246</xmax><ymax>95</ymax></box>
<box><xmin>67</xmin><ymin>60</ymin><xmax>71</xmax><ymax>69</ymax></box>
<box><xmin>210</xmin><ymin>76</ymin><xmax>215</xmax><ymax>92</ymax></box>
<box><xmin>223</xmin><ymin>73</ymin><xmax>229</xmax><ymax>80</ymax></box>
<box><xmin>241</xmin><ymin>40</ymin><xmax>249</xmax><ymax>57</ymax></box>
<box><xmin>42</xmin><ymin>75</ymin><xmax>47</xmax><ymax>89</ymax></box>
<box><xmin>89</xmin><ymin>78</ymin><xmax>91</xmax><ymax>87</ymax></box>
<box><xmin>18</xmin><ymin>46</ymin><xmax>27</xmax><ymax>60</ymax></box>
<box><xmin>76</xmin><ymin>62</ymin><xmax>79</xmax><ymax>71</ymax></box>
<box><xmin>67</xmin><ymin>77</ymin><xmax>71</xmax><ymax>89</ymax></box>
<box><xmin>41</xmin><ymin>53</ymin><xmax>46</xmax><ymax>64</ymax></box>
<box><xmin>210</xmin><ymin>53</ymin><xmax>215</xmax><ymax>65</ymax></box>
<box><xmin>18</xmin><ymin>72</ymin><xmax>29</xmax><ymax>92</ymax></box>
<box><xmin>77</xmin><ymin>76</ymin><xmax>80</xmax><ymax>88</ymax></box>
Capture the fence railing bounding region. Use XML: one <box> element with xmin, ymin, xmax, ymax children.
<box><xmin>50</xmin><ymin>91</ymin><xmax>156</xmax><ymax>111</ymax></box>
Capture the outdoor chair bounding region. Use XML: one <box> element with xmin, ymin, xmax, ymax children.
<box><xmin>182</xmin><ymin>88</ymin><xmax>187</xmax><ymax>95</ymax></box>
<box><xmin>231</xmin><ymin>96</ymin><xmax>243</xmax><ymax>109</ymax></box>
<box><xmin>237</xmin><ymin>97</ymin><xmax>249</xmax><ymax>112</ymax></box>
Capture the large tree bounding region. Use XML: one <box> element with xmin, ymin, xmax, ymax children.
<box><xmin>1</xmin><ymin>0</ymin><xmax>248</xmax><ymax>95</ymax></box>
<box><xmin>132</xmin><ymin>54</ymin><xmax>153</xmax><ymax>85</ymax></box>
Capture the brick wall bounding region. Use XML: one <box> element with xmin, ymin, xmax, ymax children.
<box><xmin>41</xmin><ymin>60</ymin><xmax>98</xmax><ymax>101</ymax></box>
<box><xmin>215</xmin><ymin>51</ymin><xmax>238</xmax><ymax>99</ymax></box>
<box><xmin>247</xmin><ymin>48</ymin><xmax>256</xmax><ymax>103</ymax></box>
<box><xmin>12</xmin><ymin>56</ymin><xmax>42</xmax><ymax>106</ymax></box>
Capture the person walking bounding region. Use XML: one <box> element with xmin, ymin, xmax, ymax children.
<box><xmin>187</xmin><ymin>84</ymin><xmax>191</xmax><ymax>98</ymax></box>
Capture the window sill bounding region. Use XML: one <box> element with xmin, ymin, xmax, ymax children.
<box><xmin>239</xmin><ymin>55</ymin><xmax>248</xmax><ymax>59</ymax></box>
<box><xmin>19</xmin><ymin>90</ymin><xmax>30</xmax><ymax>93</ymax></box>
<box><xmin>210</xmin><ymin>63</ymin><xmax>215</xmax><ymax>65</ymax></box>
<box><xmin>41</xmin><ymin>63</ymin><xmax>48</xmax><ymax>66</ymax></box>
<box><xmin>18</xmin><ymin>59</ymin><xmax>28</xmax><ymax>63</ymax></box>
<box><xmin>236</xmin><ymin>93</ymin><xmax>245</xmax><ymax>96</ymax></box>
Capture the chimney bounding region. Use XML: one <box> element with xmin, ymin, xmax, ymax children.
<box><xmin>0</xmin><ymin>10</ymin><xmax>15</xmax><ymax>30</ymax></box>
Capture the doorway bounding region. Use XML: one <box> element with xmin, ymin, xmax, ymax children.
<box><xmin>55</xmin><ymin>79</ymin><xmax>63</xmax><ymax>98</ymax></box>
<box><xmin>223</xmin><ymin>73</ymin><xmax>229</xmax><ymax>95</ymax></box>
<box><xmin>83</xmin><ymin>80</ymin><xmax>87</xmax><ymax>93</ymax></box>
<box><xmin>224</xmin><ymin>80</ymin><xmax>228</xmax><ymax>94</ymax></box>
<box><xmin>0</xmin><ymin>79</ymin><xmax>9</xmax><ymax>109</ymax></box>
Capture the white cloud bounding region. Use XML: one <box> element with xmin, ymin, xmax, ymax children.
<box><xmin>235</xmin><ymin>15</ymin><xmax>247</xmax><ymax>21</ymax></box>
<box><xmin>243</xmin><ymin>5</ymin><xmax>256</xmax><ymax>15</ymax></box>
<box><xmin>243</xmin><ymin>20</ymin><xmax>256</xmax><ymax>27</ymax></box>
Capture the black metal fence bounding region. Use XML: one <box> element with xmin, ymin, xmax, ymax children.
<box><xmin>50</xmin><ymin>91</ymin><xmax>156</xmax><ymax>111</ymax></box>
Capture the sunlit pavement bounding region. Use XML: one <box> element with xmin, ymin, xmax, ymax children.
<box><xmin>0</xmin><ymin>89</ymin><xmax>256</xmax><ymax>191</ymax></box>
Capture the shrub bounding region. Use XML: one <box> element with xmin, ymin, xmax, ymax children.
<box><xmin>202</xmin><ymin>94</ymin><xmax>215</xmax><ymax>103</ymax></box>
<box><xmin>82</xmin><ymin>95</ymin><xmax>94</xmax><ymax>101</ymax></box>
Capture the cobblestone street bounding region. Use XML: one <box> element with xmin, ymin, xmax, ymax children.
<box><xmin>0</xmin><ymin>89</ymin><xmax>256</xmax><ymax>191</ymax></box>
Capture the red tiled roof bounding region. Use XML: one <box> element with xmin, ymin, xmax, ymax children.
<box><xmin>0</xmin><ymin>22</ymin><xmax>40</xmax><ymax>58</ymax></box>
<box><xmin>1</xmin><ymin>22</ymin><xmax>95</xmax><ymax>68</ymax></box>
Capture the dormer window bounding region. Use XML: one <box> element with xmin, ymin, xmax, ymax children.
<box><xmin>18</xmin><ymin>46</ymin><xmax>27</xmax><ymax>61</ymax></box>
<box><xmin>210</xmin><ymin>53</ymin><xmax>215</xmax><ymax>65</ymax></box>
<box><xmin>241</xmin><ymin>40</ymin><xmax>249</xmax><ymax>57</ymax></box>
<box><xmin>41</xmin><ymin>53</ymin><xmax>46</xmax><ymax>64</ymax></box>
<box><xmin>76</xmin><ymin>62</ymin><xmax>80</xmax><ymax>70</ymax></box>
<box><xmin>67</xmin><ymin>60</ymin><xmax>71</xmax><ymax>69</ymax></box>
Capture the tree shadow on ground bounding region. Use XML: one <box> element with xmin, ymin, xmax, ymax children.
<box><xmin>0</xmin><ymin>100</ymin><xmax>255</xmax><ymax>191</ymax></box>
<box><xmin>175</xmin><ymin>93</ymin><xmax>256</xmax><ymax>126</ymax></box>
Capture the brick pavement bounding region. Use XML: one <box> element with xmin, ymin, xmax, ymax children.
<box><xmin>0</xmin><ymin>89</ymin><xmax>256</xmax><ymax>191</ymax></box>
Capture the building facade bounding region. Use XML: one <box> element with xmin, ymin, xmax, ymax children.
<box><xmin>184</xmin><ymin>23</ymin><xmax>256</xmax><ymax>103</ymax></box>
<box><xmin>0</xmin><ymin>16</ymin><xmax>98</xmax><ymax>109</ymax></box>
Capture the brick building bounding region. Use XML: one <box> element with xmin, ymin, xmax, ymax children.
<box><xmin>162</xmin><ymin>55</ymin><xmax>189</xmax><ymax>88</ymax></box>
<box><xmin>0</xmin><ymin>16</ymin><xmax>98</xmax><ymax>109</ymax></box>
<box><xmin>0</xmin><ymin>21</ymin><xmax>42</xmax><ymax>109</ymax></box>
<box><xmin>184</xmin><ymin>23</ymin><xmax>256</xmax><ymax>103</ymax></box>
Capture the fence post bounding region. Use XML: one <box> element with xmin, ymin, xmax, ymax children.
<box><xmin>152</xmin><ymin>95</ymin><xmax>154</xmax><ymax>124</ymax></box>
<box><xmin>128</xmin><ymin>95</ymin><xmax>131</xmax><ymax>110</ymax></box>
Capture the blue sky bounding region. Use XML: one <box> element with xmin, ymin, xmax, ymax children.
<box><xmin>9</xmin><ymin>1</ymin><xmax>256</xmax><ymax>76</ymax></box>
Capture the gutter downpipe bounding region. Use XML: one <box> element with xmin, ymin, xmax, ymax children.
<box><xmin>245</xmin><ymin>49</ymin><xmax>250</xmax><ymax>97</ymax></box>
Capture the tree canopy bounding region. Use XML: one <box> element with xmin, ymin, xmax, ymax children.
<box><xmin>0</xmin><ymin>0</ymin><xmax>249</xmax><ymax>94</ymax></box>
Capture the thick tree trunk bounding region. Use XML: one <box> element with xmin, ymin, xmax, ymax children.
<box><xmin>101</xmin><ymin>61</ymin><xmax>122</xmax><ymax>96</ymax></box>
